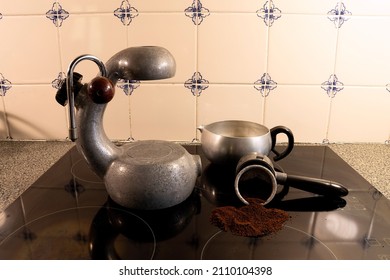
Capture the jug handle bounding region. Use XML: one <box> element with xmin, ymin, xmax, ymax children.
<box><xmin>270</xmin><ymin>126</ymin><xmax>294</xmax><ymax>161</ymax></box>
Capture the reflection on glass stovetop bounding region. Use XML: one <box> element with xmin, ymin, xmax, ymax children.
<box><xmin>0</xmin><ymin>145</ymin><xmax>389</xmax><ymax>260</ymax></box>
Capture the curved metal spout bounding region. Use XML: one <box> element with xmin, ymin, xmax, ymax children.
<box><xmin>66</xmin><ymin>55</ymin><xmax>107</xmax><ymax>141</ymax></box>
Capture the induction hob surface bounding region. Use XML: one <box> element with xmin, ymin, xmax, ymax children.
<box><xmin>0</xmin><ymin>145</ymin><xmax>389</xmax><ymax>260</ymax></box>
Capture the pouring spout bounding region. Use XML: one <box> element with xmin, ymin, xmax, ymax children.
<box><xmin>197</xmin><ymin>125</ymin><xmax>204</xmax><ymax>133</ymax></box>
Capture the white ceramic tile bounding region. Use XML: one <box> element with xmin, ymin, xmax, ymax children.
<box><xmin>131</xmin><ymin>0</ymin><xmax>191</xmax><ymax>12</ymax></box>
<box><xmin>335</xmin><ymin>16</ymin><xmax>390</xmax><ymax>86</ymax></box>
<box><xmin>59</xmin><ymin>0</ymin><xmax>119</xmax><ymax>13</ymax></box>
<box><xmin>0</xmin><ymin>0</ymin><xmax>52</xmax><ymax>15</ymax></box>
<box><xmin>0</xmin><ymin>16</ymin><xmax>60</xmax><ymax>84</ymax></box>
<box><xmin>327</xmin><ymin>87</ymin><xmax>390</xmax><ymax>143</ymax></box>
<box><xmin>59</xmin><ymin>14</ymin><xmax>127</xmax><ymax>82</ymax></box>
<box><xmin>201</xmin><ymin>0</ymin><xmax>262</xmax><ymax>12</ymax></box>
<box><xmin>127</xmin><ymin>13</ymin><xmax>196</xmax><ymax>84</ymax></box>
<box><xmin>275</xmin><ymin>0</ymin><xmax>340</xmax><ymax>15</ymax></box>
<box><xmin>103</xmin><ymin>87</ymin><xmax>131</xmax><ymax>140</ymax></box>
<box><xmin>130</xmin><ymin>84</ymin><xmax>196</xmax><ymax>141</ymax></box>
<box><xmin>197</xmin><ymin>84</ymin><xmax>264</xmax><ymax>130</ymax></box>
<box><xmin>343</xmin><ymin>0</ymin><xmax>390</xmax><ymax>16</ymax></box>
<box><xmin>268</xmin><ymin>14</ymin><xmax>337</xmax><ymax>85</ymax></box>
<box><xmin>264</xmin><ymin>85</ymin><xmax>330</xmax><ymax>143</ymax></box>
<box><xmin>0</xmin><ymin>0</ymin><xmax>128</xmax><ymax>15</ymax></box>
<box><xmin>4</xmin><ymin>85</ymin><xmax>68</xmax><ymax>140</ymax></box>
<box><xmin>198</xmin><ymin>13</ymin><xmax>267</xmax><ymax>84</ymax></box>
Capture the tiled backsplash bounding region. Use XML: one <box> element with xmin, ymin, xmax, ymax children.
<box><xmin>1</xmin><ymin>0</ymin><xmax>390</xmax><ymax>143</ymax></box>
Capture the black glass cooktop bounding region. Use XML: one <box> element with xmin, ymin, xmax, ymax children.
<box><xmin>0</xmin><ymin>145</ymin><xmax>389</xmax><ymax>260</ymax></box>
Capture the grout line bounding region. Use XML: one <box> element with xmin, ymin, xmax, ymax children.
<box><xmin>324</xmin><ymin>97</ymin><xmax>334</xmax><ymax>142</ymax></box>
<box><xmin>261</xmin><ymin>5</ymin><xmax>271</xmax><ymax>126</ymax></box>
<box><xmin>323</xmin><ymin>2</ymin><xmax>343</xmax><ymax>142</ymax></box>
<box><xmin>194</xmin><ymin>3</ymin><xmax>200</xmax><ymax>139</ymax></box>
<box><xmin>332</xmin><ymin>2</ymin><xmax>342</xmax><ymax>79</ymax></box>
<box><xmin>128</xmin><ymin>94</ymin><xmax>133</xmax><ymax>141</ymax></box>
<box><xmin>125</xmin><ymin>19</ymin><xmax>133</xmax><ymax>139</ymax></box>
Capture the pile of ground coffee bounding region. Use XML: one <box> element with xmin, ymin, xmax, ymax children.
<box><xmin>210</xmin><ymin>198</ymin><xmax>290</xmax><ymax>237</ymax></box>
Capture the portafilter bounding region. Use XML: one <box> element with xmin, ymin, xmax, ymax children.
<box><xmin>234</xmin><ymin>153</ymin><xmax>349</xmax><ymax>206</ymax></box>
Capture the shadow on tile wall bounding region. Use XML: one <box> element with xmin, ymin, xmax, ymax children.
<box><xmin>1</xmin><ymin>0</ymin><xmax>390</xmax><ymax>143</ymax></box>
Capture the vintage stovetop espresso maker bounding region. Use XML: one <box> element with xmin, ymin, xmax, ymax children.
<box><xmin>56</xmin><ymin>46</ymin><xmax>201</xmax><ymax>210</ymax></box>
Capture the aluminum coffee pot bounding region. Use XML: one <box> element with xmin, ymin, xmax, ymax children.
<box><xmin>56</xmin><ymin>46</ymin><xmax>201</xmax><ymax>210</ymax></box>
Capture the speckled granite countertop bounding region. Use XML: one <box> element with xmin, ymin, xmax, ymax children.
<box><xmin>0</xmin><ymin>141</ymin><xmax>74</xmax><ymax>211</ymax></box>
<box><xmin>1</xmin><ymin>141</ymin><xmax>389</xmax><ymax>211</ymax></box>
<box><xmin>329</xmin><ymin>143</ymin><xmax>390</xmax><ymax>199</ymax></box>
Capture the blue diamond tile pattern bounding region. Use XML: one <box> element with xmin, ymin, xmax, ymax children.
<box><xmin>117</xmin><ymin>79</ymin><xmax>140</xmax><ymax>96</ymax></box>
<box><xmin>254</xmin><ymin>73</ymin><xmax>277</xmax><ymax>97</ymax></box>
<box><xmin>184</xmin><ymin>72</ymin><xmax>209</xmax><ymax>96</ymax></box>
<box><xmin>321</xmin><ymin>74</ymin><xmax>344</xmax><ymax>97</ymax></box>
<box><xmin>327</xmin><ymin>3</ymin><xmax>352</xmax><ymax>28</ymax></box>
<box><xmin>257</xmin><ymin>0</ymin><xmax>282</xmax><ymax>27</ymax></box>
<box><xmin>114</xmin><ymin>0</ymin><xmax>139</xmax><ymax>26</ymax></box>
<box><xmin>185</xmin><ymin>0</ymin><xmax>210</xmax><ymax>25</ymax></box>
<box><xmin>46</xmin><ymin>2</ymin><xmax>69</xmax><ymax>27</ymax></box>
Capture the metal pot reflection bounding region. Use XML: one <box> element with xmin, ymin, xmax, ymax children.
<box><xmin>89</xmin><ymin>191</ymin><xmax>200</xmax><ymax>260</ymax></box>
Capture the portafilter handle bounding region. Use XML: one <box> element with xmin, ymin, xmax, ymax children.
<box><xmin>234</xmin><ymin>153</ymin><xmax>348</xmax><ymax>206</ymax></box>
<box><xmin>275</xmin><ymin>173</ymin><xmax>349</xmax><ymax>197</ymax></box>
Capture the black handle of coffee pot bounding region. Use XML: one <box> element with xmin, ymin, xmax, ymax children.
<box><xmin>280</xmin><ymin>173</ymin><xmax>349</xmax><ymax>197</ymax></box>
<box><xmin>270</xmin><ymin>126</ymin><xmax>294</xmax><ymax>161</ymax></box>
